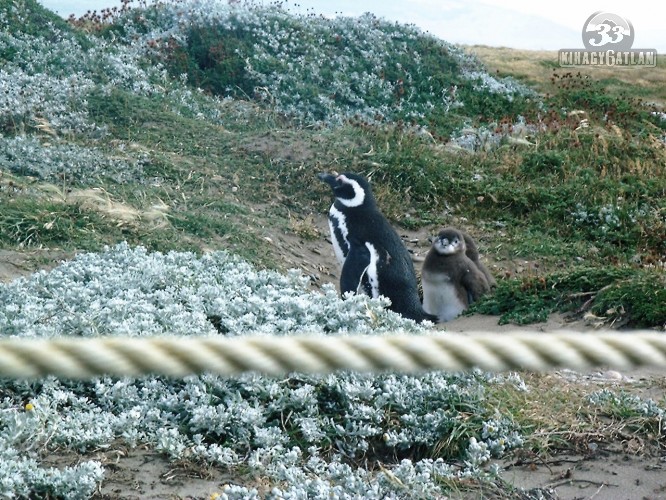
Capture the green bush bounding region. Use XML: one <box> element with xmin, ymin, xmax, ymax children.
<box><xmin>471</xmin><ymin>266</ymin><xmax>665</xmax><ymax>327</ymax></box>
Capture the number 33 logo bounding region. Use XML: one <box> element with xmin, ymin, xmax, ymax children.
<box><xmin>582</xmin><ymin>12</ymin><xmax>634</xmax><ymax>51</ymax></box>
<box><xmin>589</xmin><ymin>23</ymin><xmax>625</xmax><ymax>46</ymax></box>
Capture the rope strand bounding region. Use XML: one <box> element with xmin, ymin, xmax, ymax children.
<box><xmin>0</xmin><ymin>331</ymin><xmax>664</xmax><ymax>379</ymax></box>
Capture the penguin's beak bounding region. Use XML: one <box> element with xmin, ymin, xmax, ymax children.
<box><xmin>318</xmin><ymin>172</ymin><xmax>339</xmax><ymax>188</ymax></box>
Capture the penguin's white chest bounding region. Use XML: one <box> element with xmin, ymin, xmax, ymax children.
<box><xmin>421</xmin><ymin>272</ymin><xmax>466</xmax><ymax>322</ymax></box>
<box><xmin>327</xmin><ymin>205</ymin><xmax>349</xmax><ymax>265</ymax></box>
<box><xmin>362</xmin><ymin>242</ymin><xmax>380</xmax><ymax>298</ymax></box>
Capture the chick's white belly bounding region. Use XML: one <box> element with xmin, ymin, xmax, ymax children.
<box><xmin>422</xmin><ymin>274</ymin><xmax>466</xmax><ymax>322</ymax></box>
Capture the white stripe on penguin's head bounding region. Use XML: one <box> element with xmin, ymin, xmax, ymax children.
<box><xmin>336</xmin><ymin>175</ymin><xmax>366</xmax><ymax>208</ymax></box>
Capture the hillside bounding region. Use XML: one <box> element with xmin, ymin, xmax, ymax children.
<box><xmin>467</xmin><ymin>45</ymin><xmax>666</xmax><ymax>106</ymax></box>
<box><xmin>3</xmin><ymin>0</ymin><xmax>664</xmax><ymax>325</ymax></box>
<box><xmin>0</xmin><ymin>0</ymin><xmax>665</xmax><ymax>498</ymax></box>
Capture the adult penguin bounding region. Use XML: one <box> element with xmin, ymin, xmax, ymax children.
<box><xmin>318</xmin><ymin>172</ymin><xmax>435</xmax><ymax>323</ymax></box>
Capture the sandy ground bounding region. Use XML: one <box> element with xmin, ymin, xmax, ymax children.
<box><xmin>0</xmin><ymin>248</ymin><xmax>72</xmax><ymax>282</ymax></box>
<box><xmin>499</xmin><ymin>451</ymin><xmax>666</xmax><ymax>500</ymax></box>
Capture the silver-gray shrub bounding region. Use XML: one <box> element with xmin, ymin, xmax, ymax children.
<box><xmin>0</xmin><ymin>67</ymin><xmax>96</xmax><ymax>135</ymax></box>
<box><xmin>0</xmin><ymin>243</ymin><xmax>424</xmax><ymax>337</ymax></box>
<box><xmin>0</xmin><ymin>135</ymin><xmax>146</xmax><ymax>184</ymax></box>
<box><xmin>0</xmin><ymin>429</ymin><xmax>102</xmax><ymax>500</ymax></box>
<box><xmin>2</xmin><ymin>0</ymin><xmax>534</xmax><ymax>157</ymax></box>
<box><xmin>114</xmin><ymin>1</ymin><xmax>534</xmax><ymax>127</ymax></box>
<box><xmin>0</xmin><ymin>244</ymin><xmax>526</xmax><ymax>498</ymax></box>
<box><xmin>0</xmin><ymin>7</ymin><xmax>226</xmax><ymax>137</ymax></box>
<box><xmin>588</xmin><ymin>389</ymin><xmax>666</xmax><ymax>418</ymax></box>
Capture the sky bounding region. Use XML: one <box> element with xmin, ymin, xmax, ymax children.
<box><xmin>39</xmin><ymin>0</ymin><xmax>665</xmax><ymax>52</ymax></box>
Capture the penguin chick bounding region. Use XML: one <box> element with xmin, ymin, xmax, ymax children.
<box><xmin>318</xmin><ymin>172</ymin><xmax>436</xmax><ymax>323</ymax></box>
<box><xmin>421</xmin><ymin>227</ymin><xmax>491</xmax><ymax>322</ymax></box>
<box><xmin>460</xmin><ymin>231</ymin><xmax>497</xmax><ymax>288</ymax></box>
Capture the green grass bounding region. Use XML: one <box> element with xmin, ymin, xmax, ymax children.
<box><xmin>0</xmin><ymin>194</ymin><xmax>179</xmax><ymax>253</ymax></box>
<box><xmin>470</xmin><ymin>266</ymin><xmax>666</xmax><ymax>327</ymax></box>
<box><xmin>0</xmin><ymin>199</ymin><xmax>102</xmax><ymax>248</ymax></box>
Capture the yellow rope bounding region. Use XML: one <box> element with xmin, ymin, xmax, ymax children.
<box><xmin>0</xmin><ymin>331</ymin><xmax>664</xmax><ymax>379</ymax></box>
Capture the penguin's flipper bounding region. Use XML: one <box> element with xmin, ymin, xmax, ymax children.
<box><xmin>340</xmin><ymin>245</ymin><xmax>371</xmax><ymax>296</ymax></box>
<box><xmin>461</xmin><ymin>264</ymin><xmax>491</xmax><ymax>304</ymax></box>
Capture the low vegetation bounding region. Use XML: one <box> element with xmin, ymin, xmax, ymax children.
<box><xmin>0</xmin><ymin>0</ymin><xmax>664</xmax><ymax>497</ymax></box>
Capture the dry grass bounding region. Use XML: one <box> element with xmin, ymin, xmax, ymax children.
<box><xmin>67</xmin><ymin>188</ymin><xmax>170</xmax><ymax>227</ymax></box>
<box><xmin>486</xmin><ymin>371</ymin><xmax>666</xmax><ymax>456</ymax></box>
<box><xmin>38</xmin><ymin>184</ymin><xmax>171</xmax><ymax>227</ymax></box>
<box><xmin>2</xmin><ymin>171</ymin><xmax>169</xmax><ymax>229</ymax></box>
<box><xmin>288</xmin><ymin>213</ymin><xmax>322</xmax><ymax>240</ymax></box>
<box><xmin>466</xmin><ymin>45</ymin><xmax>666</xmax><ymax>106</ymax></box>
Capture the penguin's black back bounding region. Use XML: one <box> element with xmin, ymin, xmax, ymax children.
<box><xmin>332</xmin><ymin>199</ymin><xmax>435</xmax><ymax>323</ymax></box>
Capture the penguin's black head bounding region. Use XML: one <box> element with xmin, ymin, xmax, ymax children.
<box><xmin>318</xmin><ymin>172</ymin><xmax>373</xmax><ymax>208</ymax></box>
